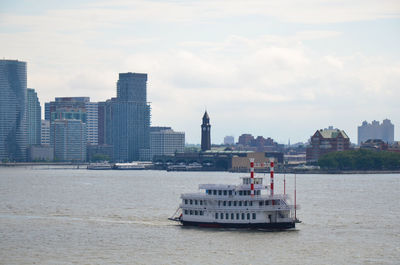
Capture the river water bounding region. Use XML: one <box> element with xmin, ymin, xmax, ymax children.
<box><xmin>0</xmin><ymin>167</ymin><xmax>399</xmax><ymax>264</ymax></box>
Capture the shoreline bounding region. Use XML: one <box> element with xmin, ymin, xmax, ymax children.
<box><xmin>1</xmin><ymin>162</ymin><xmax>400</xmax><ymax>174</ymax></box>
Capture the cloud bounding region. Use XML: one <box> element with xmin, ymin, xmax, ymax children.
<box><xmin>0</xmin><ymin>1</ymin><xmax>399</xmax><ymax>143</ymax></box>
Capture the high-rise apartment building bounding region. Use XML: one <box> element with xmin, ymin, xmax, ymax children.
<box><xmin>358</xmin><ymin>119</ymin><xmax>394</xmax><ymax>145</ymax></box>
<box><xmin>110</xmin><ymin>73</ymin><xmax>151</xmax><ymax>162</ymax></box>
<box><xmin>47</xmin><ymin>97</ymin><xmax>99</xmax><ymax>146</ymax></box>
<box><xmin>48</xmin><ymin>97</ymin><xmax>88</xmax><ymax>161</ymax></box>
<box><xmin>41</xmin><ymin>120</ymin><xmax>50</xmax><ymax>145</ymax></box>
<box><xmin>85</xmin><ymin>101</ymin><xmax>98</xmax><ymax>145</ymax></box>
<box><xmin>27</xmin><ymin>88</ymin><xmax>41</xmax><ymax>146</ymax></box>
<box><xmin>51</xmin><ymin>119</ymin><xmax>86</xmax><ymax>161</ymax></box>
<box><xmin>0</xmin><ymin>59</ymin><xmax>27</xmax><ymax>161</ymax></box>
<box><xmin>150</xmin><ymin>129</ymin><xmax>185</xmax><ymax>159</ymax></box>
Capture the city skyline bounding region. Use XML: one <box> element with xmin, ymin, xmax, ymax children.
<box><xmin>1</xmin><ymin>0</ymin><xmax>399</xmax><ymax>144</ymax></box>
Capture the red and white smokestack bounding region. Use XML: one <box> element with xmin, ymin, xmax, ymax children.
<box><xmin>270</xmin><ymin>159</ymin><xmax>274</xmax><ymax>197</ymax></box>
<box><xmin>250</xmin><ymin>158</ymin><xmax>255</xmax><ymax>196</ymax></box>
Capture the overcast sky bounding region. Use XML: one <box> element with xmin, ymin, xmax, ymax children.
<box><xmin>1</xmin><ymin>0</ymin><xmax>399</xmax><ymax>144</ymax></box>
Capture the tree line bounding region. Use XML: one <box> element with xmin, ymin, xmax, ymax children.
<box><xmin>318</xmin><ymin>149</ymin><xmax>400</xmax><ymax>170</ymax></box>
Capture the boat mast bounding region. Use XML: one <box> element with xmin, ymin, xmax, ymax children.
<box><xmin>270</xmin><ymin>159</ymin><xmax>274</xmax><ymax>197</ymax></box>
<box><xmin>250</xmin><ymin>158</ymin><xmax>255</xmax><ymax>197</ymax></box>
<box><xmin>284</xmin><ymin>173</ymin><xmax>286</xmax><ymax>195</ymax></box>
<box><xmin>270</xmin><ymin>159</ymin><xmax>274</xmax><ymax>206</ymax></box>
<box><xmin>294</xmin><ymin>172</ymin><xmax>297</xmax><ymax>221</ymax></box>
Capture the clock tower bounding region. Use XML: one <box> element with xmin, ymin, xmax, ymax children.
<box><xmin>201</xmin><ymin>111</ymin><xmax>211</xmax><ymax>151</ymax></box>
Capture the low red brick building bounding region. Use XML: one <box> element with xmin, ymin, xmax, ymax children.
<box><xmin>306</xmin><ymin>127</ymin><xmax>350</xmax><ymax>162</ymax></box>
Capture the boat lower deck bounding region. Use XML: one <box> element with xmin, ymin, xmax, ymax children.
<box><xmin>181</xmin><ymin>220</ymin><xmax>295</xmax><ymax>229</ymax></box>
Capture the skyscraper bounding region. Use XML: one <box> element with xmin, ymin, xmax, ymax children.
<box><xmin>85</xmin><ymin>101</ymin><xmax>98</xmax><ymax>145</ymax></box>
<box><xmin>48</xmin><ymin>97</ymin><xmax>88</xmax><ymax>161</ymax></box>
<box><xmin>0</xmin><ymin>59</ymin><xmax>27</xmax><ymax>161</ymax></box>
<box><xmin>27</xmin><ymin>88</ymin><xmax>41</xmax><ymax>146</ymax></box>
<box><xmin>111</xmin><ymin>73</ymin><xmax>151</xmax><ymax>162</ymax></box>
<box><xmin>51</xmin><ymin>119</ymin><xmax>86</xmax><ymax>161</ymax></box>
<box><xmin>201</xmin><ymin>111</ymin><xmax>211</xmax><ymax>151</ymax></box>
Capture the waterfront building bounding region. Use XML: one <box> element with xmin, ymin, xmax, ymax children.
<box><xmin>201</xmin><ymin>111</ymin><xmax>211</xmax><ymax>151</ymax></box>
<box><xmin>41</xmin><ymin>120</ymin><xmax>50</xmax><ymax>145</ymax></box>
<box><xmin>48</xmin><ymin>97</ymin><xmax>98</xmax><ymax>146</ymax></box>
<box><xmin>150</xmin><ymin>129</ymin><xmax>185</xmax><ymax>159</ymax></box>
<box><xmin>97</xmin><ymin>102</ymin><xmax>106</xmax><ymax>145</ymax></box>
<box><xmin>51</xmin><ymin>119</ymin><xmax>86</xmax><ymax>161</ymax></box>
<box><xmin>85</xmin><ymin>101</ymin><xmax>98</xmax><ymax>145</ymax></box>
<box><xmin>110</xmin><ymin>73</ymin><xmax>151</xmax><ymax>162</ymax></box>
<box><xmin>306</xmin><ymin>126</ymin><xmax>350</xmax><ymax>162</ymax></box>
<box><xmin>358</xmin><ymin>119</ymin><xmax>394</xmax><ymax>145</ymax></box>
<box><xmin>48</xmin><ymin>97</ymin><xmax>88</xmax><ymax>161</ymax></box>
<box><xmin>224</xmin><ymin>136</ymin><xmax>234</xmax><ymax>145</ymax></box>
<box><xmin>0</xmin><ymin>59</ymin><xmax>27</xmax><ymax>161</ymax></box>
<box><xmin>27</xmin><ymin>88</ymin><xmax>41</xmax><ymax>146</ymax></box>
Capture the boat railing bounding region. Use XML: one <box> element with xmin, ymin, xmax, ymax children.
<box><xmin>181</xmin><ymin>193</ymin><xmax>289</xmax><ymax>200</ymax></box>
<box><xmin>180</xmin><ymin>203</ymin><xmax>296</xmax><ymax>211</ymax></box>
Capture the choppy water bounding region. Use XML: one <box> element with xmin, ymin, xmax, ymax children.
<box><xmin>0</xmin><ymin>167</ymin><xmax>399</xmax><ymax>264</ymax></box>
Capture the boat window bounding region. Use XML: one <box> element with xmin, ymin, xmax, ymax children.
<box><xmin>257</xmin><ymin>190</ymin><xmax>261</xmax><ymax>195</ymax></box>
<box><xmin>223</xmin><ymin>201</ymin><xmax>226</xmax><ymax>206</ymax></box>
<box><xmin>195</xmin><ymin>210</ymin><xmax>198</xmax><ymax>215</ymax></box>
<box><xmin>236</xmin><ymin>213</ymin><xmax>240</xmax><ymax>220</ymax></box>
<box><xmin>195</xmin><ymin>200</ymin><xmax>198</xmax><ymax>205</ymax></box>
<box><xmin>190</xmin><ymin>210</ymin><xmax>193</xmax><ymax>215</ymax></box>
<box><xmin>190</xmin><ymin>200</ymin><xmax>193</xmax><ymax>205</ymax></box>
<box><xmin>249</xmin><ymin>201</ymin><xmax>253</xmax><ymax>206</ymax></box>
<box><xmin>224</xmin><ymin>190</ymin><xmax>227</xmax><ymax>196</ymax></box>
<box><xmin>229</xmin><ymin>190</ymin><xmax>232</xmax><ymax>196</ymax></box>
<box><xmin>266</xmin><ymin>200</ymin><xmax>269</xmax><ymax>205</ymax></box>
<box><xmin>218</xmin><ymin>190</ymin><xmax>222</xmax><ymax>196</ymax></box>
<box><xmin>252</xmin><ymin>213</ymin><xmax>256</xmax><ymax>219</ymax></box>
<box><xmin>226</xmin><ymin>213</ymin><xmax>229</xmax><ymax>219</ymax></box>
<box><xmin>200</xmin><ymin>211</ymin><xmax>203</xmax><ymax>216</ymax></box>
<box><xmin>239</xmin><ymin>201</ymin><xmax>242</xmax><ymax>206</ymax></box>
<box><xmin>213</xmin><ymin>190</ymin><xmax>216</xmax><ymax>195</ymax></box>
<box><xmin>215</xmin><ymin>213</ymin><xmax>218</xmax><ymax>219</ymax></box>
<box><xmin>259</xmin><ymin>201</ymin><xmax>263</xmax><ymax>206</ymax></box>
<box><xmin>184</xmin><ymin>199</ymin><xmax>188</xmax><ymax>204</ymax></box>
<box><xmin>239</xmin><ymin>191</ymin><xmax>243</xmax><ymax>196</ymax></box>
<box><xmin>228</xmin><ymin>201</ymin><xmax>231</xmax><ymax>206</ymax></box>
<box><xmin>244</xmin><ymin>201</ymin><xmax>247</xmax><ymax>206</ymax></box>
<box><xmin>184</xmin><ymin>210</ymin><xmax>188</xmax><ymax>214</ymax></box>
<box><xmin>233</xmin><ymin>201</ymin><xmax>237</xmax><ymax>206</ymax></box>
<box><xmin>241</xmin><ymin>213</ymin><xmax>245</xmax><ymax>220</ymax></box>
<box><xmin>231</xmin><ymin>213</ymin><xmax>234</xmax><ymax>219</ymax></box>
<box><xmin>220</xmin><ymin>213</ymin><xmax>224</xmax><ymax>219</ymax></box>
<box><xmin>247</xmin><ymin>213</ymin><xmax>250</xmax><ymax>220</ymax></box>
<box><xmin>200</xmin><ymin>200</ymin><xmax>203</xmax><ymax>205</ymax></box>
<box><xmin>275</xmin><ymin>200</ymin><xmax>280</xmax><ymax>205</ymax></box>
<box><xmin>247</xmin><ymin>190</ymin><xmax>251</xmax><ymax>196</ymax></box>
<box><xmin>218</xmin><ymin>201</ymin><xmax>221</xmax><ymax>206</ymax></box>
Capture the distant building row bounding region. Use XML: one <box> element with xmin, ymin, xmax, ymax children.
<box><xmin>0</xmin><ymin>59</ymin><xmax>184</xmax><ymax>162</ymax></box>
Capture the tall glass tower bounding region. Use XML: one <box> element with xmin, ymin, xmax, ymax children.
<box><xmin>0</xmin><ymin>59</ymin><xmax>27</xmax><ymax>161</ymax></box>
<box><xmin>111</xmin><ymin>73</ymin><xmax>150</xmax><ymax>162</ymax></box>
<box><xmin>27</xmin><ymin>88</ymin><xmax>41</xmax><ymax>146</ymax></box>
